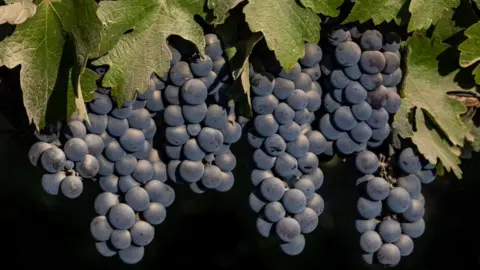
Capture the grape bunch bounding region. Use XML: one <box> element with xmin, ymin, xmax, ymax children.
<box><xmin>159</xmin><ymin>34</ymin><xmax>242</xmax><ymax>194</ymax></box>
<box><xmin>87</xmin><ymin>76</ymin><xmax>175</xmax><ymax>264</ymax></box>
<box><xmin>246</xmin><ymin>43</ymin><xmax>326</xmax><ymax>255</ymax></box>
<box><xmin>354</xmin><ymin>148</ymin><xmax>436</xmax><ymax>266</ymax></box>
<box><xmin>318</xmin><ymin>27</ymin><xmax>402</xmax><ymax>155</ymax></box>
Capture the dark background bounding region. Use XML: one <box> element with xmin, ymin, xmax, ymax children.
<box><xmin>0</xmin><ymin>64</ymin><xmax>480</xmax><ymax>270</ymax></box>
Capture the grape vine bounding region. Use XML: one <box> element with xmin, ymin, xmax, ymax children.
<box><xmin>1</xmin><ymin>0</ymin><xmax>479</xmax><ymax>268</ymax></box>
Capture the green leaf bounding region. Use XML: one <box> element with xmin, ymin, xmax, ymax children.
<box><xmin>207</xmin><ymin>0</ymin><xmax>243</xmax><ymax>25</ymax></box>
<box><xmin>0</xmin><ymin>0</ymin><xmax>36</xmax><ymax>25</ymax></box>
<box><xmin>430</xmin><ymin>9</ymin><xmax>462</xmax><ymax>41</ymax></box>
<box><xmin>228</xmin><ymin>33</ymin><xmax>263</xmax><ymax>116</ymax></box>
<box><xmin>0</xmin><ymin>1</ymin><xmax>66</xmax><ymax>128</ymax></box>
<box><xmin>459</xmin><ymin>21</ymin><xmax>480</xmax><ymax>67</ymax></box>
<box><xmin>0</xmin><ymin>0</ymin><xmax>103</xmax><ymax>128</ymax></box>
<box><xmin>243</xmin><ymin>0</ymin><xmax>320</xmax><ymax>71</ymax></box>
<box><xmin>468</xmin><ymin>124</ymin><xmax>480</xmax><ymax>152</ymax></box>
<box><xmin>299</xmin><ymin>0</ymin><xmax>344</xmax><ymax>17</ymax></box>
<box><xmin>93</xmin><ymin>0</ymin><xmax>206</xmax><ymax>106</ymax></box>
<box><xmin>394</xmin><ymin>34</ymin><xmax>470</xmax><ymax>176</ymax></box>
<box><xmin>408</xmin><ymin>0</ymin><xmax>460</xmax><ymax>32</ymax></box>
<box><xmin>411</xmin><ymin>110</ymin><xmax>462</xmax><ymax>179</ymax></box>
<box><xmin>475</xmin><ymin>0</ymin><xmax>480</xmax><ymax>8</ymax></box>
<box><xmin>343</xmin><ymin>0</ymin><xmax>406</xmax><ymax>25</ymax></box>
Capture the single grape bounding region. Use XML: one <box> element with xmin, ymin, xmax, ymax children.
<box><xmin>263</xmin><ymin>201</ymin><xmax>286</xmax><ymax>223</ymax></box>
<box><xmin>114</xmin><ymin>154</ymin><xmax>137</xmax><ymax>176</ymax></box>
<box><xmin>279</xmin><ymin>63</ymin><xmax>301</xmax><ymax>81</ymax></box>
<box><xmin>253</xmin><ymin>114</ymin><xmax>279</xmax><ymax>137</ymax></box>
<box><xmin>204</xmin><ymin>104</ymin><xmax>228</xmax><ymax>129</ymax></box>
<box><xmin>108</xmin><ymin>203</ymin><xmax>136</xmax><ymax>230</ymax></box>
<box><xmin>344</xmin><ymin>81</ymin><xmax>367</xmax><ymax>104</ymax></box>
<box><xmin>278</xmin><ymin>121</ymin><xmax>301</xmax><ymax>142</ymax></box>
<box><xmin>274</xmin><ymin>153</ymin><xmax>298</xmax><ymax>179</ymax></box>
<box><xmin>335</xmin><ymin>41</ymin><xmax>362</xmax><ymax>67</ymax></box>
<box><xmin>165</xmin><ymin>125</ymin><xmax>190</xmax><ymax>146</ymax></box>
<box><xmin>169</xmin><ymin>61</ymin><xmax>194</xmax><ymax>87</ymax></box>
<box><xmin>99</xmin><ymin>175</ymin><xmax>119</xmax><ymax>193</ymax></box>
<box><xmin>119</xmin><ymin>128</ymin><xmax>146</xmax><ymax>152</ymax></box>
<box><xmin>359</xmin><ymin>73</ymin><xmax>383</xmax><ymax>91</ymax></box>
<box><xmin>300</xmin><ymin>43</ymin><xmax>323</xmax><ymax>67</ymax></box>
<box><xmin>293</xmin><ymin>207</ymin><xmax>318</xmax><ymax>233</ymax></box>
<box><xmin>376</xmin><ymin>243</ymin><xmax>401</xmax><ymax>266</ymax></box>
<box><xmin>401</xmin><ymin>218</ymin><xmax>425</xmax><ymax>239</ymax></box>
<box><xmin>336</xmin><ymin>133</ymin><xmax>358</xmax><ymax>155</ymax></box>
<box><xmin>64</xmin><ymin>138</ymin><xmax>88</xmax><ymax>162</ymax></box>
<box><xmin>40</xmin><ymin>147</ymin><xmax>66</xmax><ymax>173</ymax></box>
<box><xmin>357</xmin><ymin>197</ymin><xmax>382</xmax><ymax>219</ymax></box>
<box><xmin>181</xmin><ymin>79</ymin><xmax>208</xmax><ymax>105</ymax></box>
<box><xmin>365</xmin><ymin>177</ymin><xmax>390</xmax><ymax>201</ymax></box>
<box><xmin>360</xmin><ymin>230</ymin><xmax>382</xmax><ymax>253</ymax></box>
<box><xmin>275</xmin><ymin>217</ymin><xmax>301</xmax><ymax>242</ymax></box>
<box><xmin>41</xmin><ymin>171</ymin><xmax>66</xmax><ymax>195</ymax></box>
<box><xmin>394</xmin><ymin>234</ymin><xmax>414</xmax><ymax>256</ymax></box>
<box><xmin>398</xmin><ymin>148</ymin><xmax>422</xmax><ymax>174</ymax></box>
<box><xmin>110</xmin><ymin>229</ymin><xmax>131</xmax><ymax>250</ymax></box>
<box><xmin>251</xmin><ymin>72</ymin><xmax>275</xmax><ymax>96</ymax></box>
<box><xmin>360</xmin><ymin>51</ymin><xmax>386</xmax><ymax>74</ymax></box>
<box><xmin>91</xmin><ymin>216</ymin><xmax>114</xmax><ymax>242</ymax></box>
<box><xmin>260</xmin><ymin>177</ymin><xmax>286</xmax><ymax>201</ymax></box>
<box><xmin>306</xmin><ymin>193</ymin><xmax>324</xmax><ymax>216</ymax></box>
<box><xmin>253</xmin><ymin>94</ymin><xmax>279</xmax><ymax>115</ymax></box>
<box><xmin>319</xmin><ymin>114</ymin><xmax>343</xmax><ymax>140</ymax></box>
<box><xmin>118</xmin><ymin>245</ymin><xmax>145</xmax><ymax>265</ymax></box>
<box><xmin>111</xmin><ymin>104</ymin><xmax>133</xmax><ymax>120</ymax></box>
<box><xmin>282</xmin><ymin>189</ymin><xmax>307</xmax><ymax>214</ymax></box>
<box><xmin>85</xmin><ymin>113</ymin><xmax>108</xmax><ymax>134</ymax></box>
<box><xmin>84</xmin><ymin>134</ymin><xmax>104</xmax><ymax>156</ymax></box>
<box><xmin>95</xmin><ymin>242</ymin><xmax>116</xmax><ymax>257</ymax></box>
<box><xmin>349</xmin><ymin>122</ymin><xmax>373</xmax><ymax>143</ymax></box>
<box><xmin>144</xmin><ymin>180</ymin><xmax>175</xmax><ymax>207</ymax></box>
<box><xmin>333</xmin><ymin>106</ymin><xmax>357</xmax><ymax>131</ymax></box>
<box><xmin>303</xmin><ymin>64</ymin><xmax>321</xmax><ymax>81</ymax></box>
<box><xmin>323</xmin><ymin>93</ymin><xmax>341</xmax><ymax>113</ymax></box>
<box><xmin>355</xmin><ymin>218</ymin><xmax>379</xmax><ymax>233</ymax></box>
<box><xmin>366</xmin><ymin>108</ymin><xmax>389</xmax><ymax>129</ymax></box>
<box><xmin>256</xmin><ymin>217</ymin><xmax>274</xmax><ymax>237</ymax></box>
<box><xmin>387</xmin><ymin>187</ymin><xmax>411</xmax><ymax>213</ymax></box>
<box><xmin>378</xmin><ymin>219</ymin><xmax>402</xmax><ymax>243</ymax></box>
<box><xmin>94</xmin><ymin>192</ymin><xmax>119</xmax><ymax>215</ymax></box>
<box><xmin>416</xmin><ymin>169</ymin><xmax>436</xmax><ymax>184</ymax></box>
<box><xmin>143</xmin><ymin>202</ymin><xmax>167</xmax><ymax>225</ymax></box>
<box><xmin>293</xmin><ymin>73</ymin><xmax>312</xmax><ymax>92</ymax></box>
<box><xmin>130</xmin><ymin>220</ymin><xmax>155</xmax><ymax>246</ymax></box>
<box><xmin>360</xmin><ymin>30</ymin><xmax>383</xmax><ymax>51</ymax></box>
<box><xmin>215</xmin><ymin>171</ymin><xmax>234</xmax><ymax>192</ymax></box>
<box><xmin>197</xmin><ymin>127</ymin><xmax>224</xmax><ymax>153</ymax></box>
<box><xmin>305</xmin><ymin>131</ymin><xmax>327</xmax><ymax>155</ymax></box>
<box><xmin>344</xmin><ymin>64</ymin><xmax>362</xmax><ymax>80</ymax></box>
<box><xmin>280</xmin><ymin>234</ymin><xmax>305</xmax><ymax>256</ymax></box>
<box><xmin>179</xmin><ymin>160</ymin><xmax>205</xmax><ymax>183</ymax></box>
<box><xmin>286</xmin><ymin>135</ymin><xmax>309</xmax><ymax>158</ymax></box>
<box><xmin>330</xmin><ymin>69</ymin><xmax>350</xmax><ymax>89</ymax></box>
<box><xmin>274</xmin><ymin>102</ymin><xmax>296</xmax><ymax>125</ymax></box>
<box><xmin>273</xmin><ymin>77</ymin><xmax>295</xmax><ymax>100</ymax></box>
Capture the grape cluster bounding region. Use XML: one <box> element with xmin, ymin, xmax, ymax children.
<box><xmin>159</xmin><ymin>34</ymin><xmax>242</xmax><ymax>194</ymax></box>
<box><xmin>247</xmin><ymin>43</ymin><xmax>326</xmax><ymax>255</ymax></box>
<box><xmin>354</xmin><ymin>148</ymin><xmax>436</xmax><ymax>266</ymax></box>
<box><xmin>28</xmin><ymin>68</ymin><xmax>172</xmax><ymax>263</ymax></box>
<box><xmin>87</xmin><ymin>76</ymin><xmax>175</xmax><ymax>264</ymax></box>
<box><xmin>318</xmin><ymin>27</ymin><xmax>402</xmax><ymax>155</ymax></box>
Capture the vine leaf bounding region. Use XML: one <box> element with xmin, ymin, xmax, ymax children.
<box><xmin>243</xmin><ymin>0</ymin><xmax>320</xmax><ymax>71</ymax></box>
<box><xmin>459</xmin><ymin>21</ymin><xmax>480</xmax><ymax>84</ymax></box>
<box><xmin>207</xmin><ymin>0</ymin><xmax>243</xmax><ymax>25</ymax></box>
<box><xmin>431</xmin><ymin>9</ymin><xmax>462</xmax><ymax>41</ymax></box>
<box><xmin>412</xmin><ymin>110</ymin><xmax>462</xmax><ymax>178</ymax></box>
<box><xmin>0</xmin><ymin>0</ymin><xmax>102</xmax><ymax>128</ymax></box>
<box><xmin>394</xmin><ymin>34</ymin><xmax>470</xmax><ymax>178</ymax></box>
<box><xmin>93</xmin><ymin>0</ymin><xmax>206</xmax><ymax>107</ymax></box>
<box><xmin>0</xmin><ymin>0</ymin><xmax>36</xmax><ymax>25</ymax></box>
<box><xmin>299</xmin><ymin>0</ymin><xmax>344</xmax><ymax>17</ymax></box>
<box><xmin>343</xmin><ymin>0</ymin><xmax>406</xmax><ymax>25</ymax></box>
<box><xmin>408</xmin><ymin>0</ymin><xmax>460</xmax><ymax>32</ymax></box>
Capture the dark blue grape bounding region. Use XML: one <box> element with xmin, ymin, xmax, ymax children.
<box><xmin>169</xmin><ymin>61</ymin><xmax>194</xmax><ymax>87</ymax></box>
<box><xmin>359</xmin><ymin>73</ymin><xmax>383</xmax><ymax>90</ymax></box>
<box><xmin>273</xmin><ymin>77</ymin><xmax>294</xmax><ymax>100</ymax></box>
<box><xmin>253</xmin><ymin>94</ymin><xmax>279</xmax><ymax>115</ymax></box>
<box><xmin>360</xmin><ymin>30</ymin><xmax>383</xmax><ymax>51</ymax></box>
<box><xmin>300</xmin><ymin>43</ymin><xmax>323</xmax><ymax>67</ymax></box>
<box><xmin>335</xmin><ymin>41</ymin><xmax>362</xmax><ymax>67</ymax></box>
